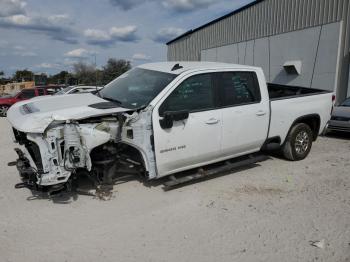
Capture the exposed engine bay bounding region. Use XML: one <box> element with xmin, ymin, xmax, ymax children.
<box><xmin>11</xmin><ymin>107</ymin><xmax>156</xmax><ymax>195</ymax></box>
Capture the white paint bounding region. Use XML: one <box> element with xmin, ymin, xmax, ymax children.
<box><xmin>7</xmin><ymin>93</ymin><xmax>131</xmax><ymax>133</ymax></box>
<box><xmin>7</xmin><ymin>62</ymin><xmax>333</xmax><ymax>187</ymax></box>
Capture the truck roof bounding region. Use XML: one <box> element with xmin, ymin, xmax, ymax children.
<box><xmin>138</xmin><ymin>62</ymin><xmax>260</xmax><ymax>75</ymax></box>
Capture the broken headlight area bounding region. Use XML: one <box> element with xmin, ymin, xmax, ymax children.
<box><xmin>9</xmin><ymin>114</ymin><xmax>149</xmax><ymax>196</ymax></box>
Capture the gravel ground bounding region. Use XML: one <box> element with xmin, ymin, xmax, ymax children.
<box><xmin>0</xmin><ymin>117</ymin><xmax>349</xmax><ymax>262</ymax></box>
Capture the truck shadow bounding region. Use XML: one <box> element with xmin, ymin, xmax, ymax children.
<box><xmin>26</xmin><ymin>190</ymin><xmax>79</xmax><ymax>204</ymax></box>
<box><xmin>324</xmin><ymin>131</ymin><xmax>350</xmax><ymax>140</ymax></box>
<box><xmin>142</xmin><ymin>163</ymin><xmax>265</xmax><ymax>191</ymax></box>
<box><xmin>25</xmin><ymin>155</ymin><xmax>272</xmax><ymax>203</ymax></box>
<box><xmin>142</xmin><ymin>154</ymin><xmax>272</xmax><ymax>191</ymax></box>
<box><xmin>25</xmin><ymin>173</ymin><xmax>138</xmax><ymax>203</ymax></box>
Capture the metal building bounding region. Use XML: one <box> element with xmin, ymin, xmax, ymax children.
<box><xmin>166</xmin><ymin>0</ymin><xmax>350</xmax><ymax>102</ymax></box>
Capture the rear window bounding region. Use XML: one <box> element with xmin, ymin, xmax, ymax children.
<box><xmin>218</xmin><ymin>72</ymin><xmax>261</xmax><ymax>107</ymax></box>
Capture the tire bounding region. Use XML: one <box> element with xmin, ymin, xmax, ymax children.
<box><xmin>0</xmin><ymin>105</ymin><xmax>9</xmax><ymax>117</ymax></box>
<box><xmin>282</xmin><ymin>123</ymin><xmax>313</xmax><ymax>161</ymax></box>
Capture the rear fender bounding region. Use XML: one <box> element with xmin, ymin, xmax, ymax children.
<box><xmin>283</xmin><ymin>114</ymin><xmax>321</xmax><ymax>144</ymax></box>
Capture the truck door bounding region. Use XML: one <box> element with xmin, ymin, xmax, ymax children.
<box><xmin>152</xmin><ymin>73</ymin><xmax>222</xmax><ymax>177</ymax></box>
<box><xmin>218</xmin><ymin>71</ymin><xmax>269</xmax><ymax>157</ymax></box>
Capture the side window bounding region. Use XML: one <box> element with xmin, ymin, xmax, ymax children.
<box><xmin>82</xmin><ymin>88</ymin><xmax>93</xmax><ymax>93</ymax></box>
<box><xmin>159</xmin><ymin>74</ymin><xmax>214</xmax><ymax>115</ymax></box>
<box><xmin>71</xmin><ymin>89</ymin><xmax>81</xmax><ymax>94</ymax></box>
<box><xmin>38</xmin><ymin>89</ymin><xmax>45</xmax><ymax>96</ymax></box>
<box><xmin>20</xmin><ymin>89</ymin><xmax>36</xmax><ymax>99</ymax></box>
<box><xmin>219</xmin><ymin>72</ymin><xmax>261</xmax><ymax>106</ymax></box>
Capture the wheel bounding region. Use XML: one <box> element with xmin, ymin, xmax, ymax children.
<box><xmin>0</xmin><ymin>105</ymin><xmax>9</xmax><ymax>117</ymax></box>
<box><xmin>282</xmin><ymin>123</ymin><xmax>313</xmax><ymax>161</ymax></box>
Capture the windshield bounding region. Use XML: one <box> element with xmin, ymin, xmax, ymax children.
<box><xmin>100</xmin><ymin>68</ymin><xmax>177</xmax><ymax>109</ymax></box>
<box><xmin>340</xmin><ymin>98</ymin><xmax>350</xmax><ymax>107</ymax></box>
<box><xmin>55</xmin><ymin>86</ymin><xmax>74</xmax><ymax>95</ymax></box>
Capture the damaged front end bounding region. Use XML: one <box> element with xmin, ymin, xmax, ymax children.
<box><xmin>9</xmin><ymin>109</ymin><xmax>156</xmax><ymax>195</ymax></box>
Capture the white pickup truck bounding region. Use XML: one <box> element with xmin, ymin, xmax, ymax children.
<box><xmin>7</xmin><ymin>62</ymin><xmax>334</xmax><ymax>193</ymax></box>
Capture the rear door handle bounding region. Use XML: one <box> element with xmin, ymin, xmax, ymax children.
<box><xmin>256</xmin><ymin>111</ymin><xmax>267</xmax><ymax>116</ymax></box>
<box><xmin>205</xmin><ymin>118</ymin><xmax>220</xmax><ymax>125</ymax></box>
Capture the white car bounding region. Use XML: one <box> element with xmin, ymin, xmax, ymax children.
<box><xmin>54</xmin><ymin>85</ymin><xmax>102</xmax><ymax>95</ymax></box>
<box><xmin>7</xmin><ymin>62</ymin><xmax>333</xmax><ymax>194</ymax></box>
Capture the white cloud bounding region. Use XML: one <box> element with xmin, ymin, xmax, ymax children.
<box><xmin>109</xmin><ymin>0</ymin><xmax>146</xmax><ymax>10</ymax></box>
<box><xmin>65</xmin><ymin>48</ymin><xmax>95</xmax><ymax>58</ymax></box>
<box><xmin>153</xmin><ymin>27</ymin><xmax>185</xmax><ymax>43</ymax></box>
<box><xmin>162</xmin><ymin>0</ymin><xmax>215</xmax><ymax>12</ymax></box>
<box><xmin>109</xmin><ymin>25</ymin><xmax>137</xmax><ymax>40</ymax></box>
<box><xmin>13</xmin><ymin>45</ymin><xmax>25</xmax><ymax>50</ymax></box>
<box><xmin>0</xmin><ymin>0</ymin><xmax>26</xmax><ymax>17</ymax></box>
<box><xmin>109</xmin><ymin>0</ymin><xmax>216</xmax><ymax>12</ymax></box>
<box><xmin>63</xmin><ymin>58</ymin><xmax>76</xmax><ymax>66</ymax></box>
<box><xmin>0</xmin><ymin>14</ymin><xmax>78</xmax><ymax>44</ymax></box>
<box><xmin>132</xmin><ymin>53</ymin><xmax>151</xmax><ymax>61</ymax></box>
<box><xmin>84</xmin><ymin>29</ymin><xmax>110</xmax><ymax>41</ymax></box>
<box><xmin>84</xmin><ymin>25</ymin><xmax>139</xmax><ymax>47</ymax></box>
<box><xmin>0</xmin><ymin>43</ymin><xmax>37</xmax><ymax>57</ymax></box>
<box><xmin>0</xmin><ymin>40</ymin><xmax>9</xmax><ymax>48</ymax></box>
<box><xmin>35</xmin><ymin>62</ymin><xmax>60</xmax><ymax>69</ymax></box>
<box><xmin>0</xmin><ymin>0</ymin><xmax>77</xmax><ymax>44</ymax></box>
<box><xmin>13</xmin><ymin>51</ymin><xmax>37</xmax><ymax>56</ymax></box>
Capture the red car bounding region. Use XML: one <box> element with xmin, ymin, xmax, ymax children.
<box><xmin>0</xmin><ymin>88</ymin><xmax>48</xmax><ymax>117</ymax></box>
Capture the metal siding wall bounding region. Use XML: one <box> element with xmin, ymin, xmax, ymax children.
<box><xmin>167</xmin><ymin>0</ymin><xmax>350</xmax><ymax>100</ymax></box>
<box><xmin>168</xmin><ymin>0</ymin><xmax>347</xmax><ymax>61</ymax></box>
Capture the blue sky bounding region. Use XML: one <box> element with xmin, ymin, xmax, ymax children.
<box><xmin>0</xmin><ymin>0</ymin><xmax>252</xmax><ymax>76</ymax></box>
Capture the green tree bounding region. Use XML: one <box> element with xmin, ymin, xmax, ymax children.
<box><xmin>13</xmin><ymin>69</ymin><xmax>34</xmax><ymax>82</ymax></box>
<box><xmin>72</xmin><ymin>62</ymin><xmax>97</xmax><ymax>85</ymax></box>
<box><xmin>0</xmin><ymin>71</ymin><xmax>5</xmax><ymax>85</ymax></box>
<box><xmin>48</xmin><ymin>71</ymin><xmax>75</xmax><ymax>85</ymax></box>
<box><xmin>101</xmin><ymin>58</ymin><xmax>131</xmax><ymax>85</ymax></box>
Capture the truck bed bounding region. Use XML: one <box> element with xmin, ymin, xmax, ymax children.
<box><xmin>266</xmin><ymin>83</ymin><xmax>333</xmax><ymax>144</ymax></box>
<box><xmin>267</xmin><ymin>83</ymin><xmax>330</xmax><ymax>100</ymax></box>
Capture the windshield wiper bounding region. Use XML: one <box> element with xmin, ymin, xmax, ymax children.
<box><xmin>102</xmin><ymin>96</ymin><xmax>123</xmax><ymax>105</ymax></box>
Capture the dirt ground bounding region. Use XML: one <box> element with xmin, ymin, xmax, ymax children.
<box><xmin>0</xmin><ymin>117</ymin><xmax>349</xmax><ymax>262</ymax></box>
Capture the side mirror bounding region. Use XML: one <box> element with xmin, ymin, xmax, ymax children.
<box><xmin>159</xmin><ymin>110</ymin><xmax>189</xmax><ymax>129</ymax></box>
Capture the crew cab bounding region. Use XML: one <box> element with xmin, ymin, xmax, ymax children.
<box><xmin>6</xmin><ymin>62</ymin><xmax>333</xmax><ymax>193</ymax></box>
<box><xmin>0</xmin><ymin>88</ymin><xmax>48</xmax><ymax>117</ymax></box>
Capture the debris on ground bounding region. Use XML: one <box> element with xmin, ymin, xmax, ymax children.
<box><xmin>206</xmin><ymin>201</ymin><xmax>215</xmax><ymax>208</ymax></box>
<box><xmin>95</xmin><ymin>185</ymin><xmax>115</xmax><ymax>201</ymax></box>
<box><xmin>309</xmin><ymin>239</ymin><xmax>326</xmax><ymax>249</ymax></box>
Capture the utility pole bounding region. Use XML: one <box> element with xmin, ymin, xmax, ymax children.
<box><xmin>94</xmin><ymin>54</ymin><xmax>97</xmax><ymax>87</ymax></box>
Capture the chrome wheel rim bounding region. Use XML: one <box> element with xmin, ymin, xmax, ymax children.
<box><xmin>295</xmin><ymin>131</ymin><xmax>309</xmax><ymax>154</ymax></box>
<box><xmin>0</xmin><ymin>106</ymin><xmax>8</xmax><ymax>116</ymax></box>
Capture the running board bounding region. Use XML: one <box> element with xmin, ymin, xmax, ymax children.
<box><xmin>163</xmin><ymin>154</ymin><xmax>269</xmax><ymax>190</ymax></box>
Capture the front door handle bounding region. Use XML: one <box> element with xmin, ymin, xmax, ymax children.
<box><xmin>256</xmin><ymin>111</ymin><xmax>267</xmax><ymax>116</ymax></box>
<box><xmin>205</xmin><ymin>118</ymin><xmax>220</xmax><ymax>125</ymax></box>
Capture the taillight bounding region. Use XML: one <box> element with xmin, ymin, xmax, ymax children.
<box><xmin>331</xmin><ymin>94</ymin><xmax>336</xmax><ymax>114</ymax></box>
